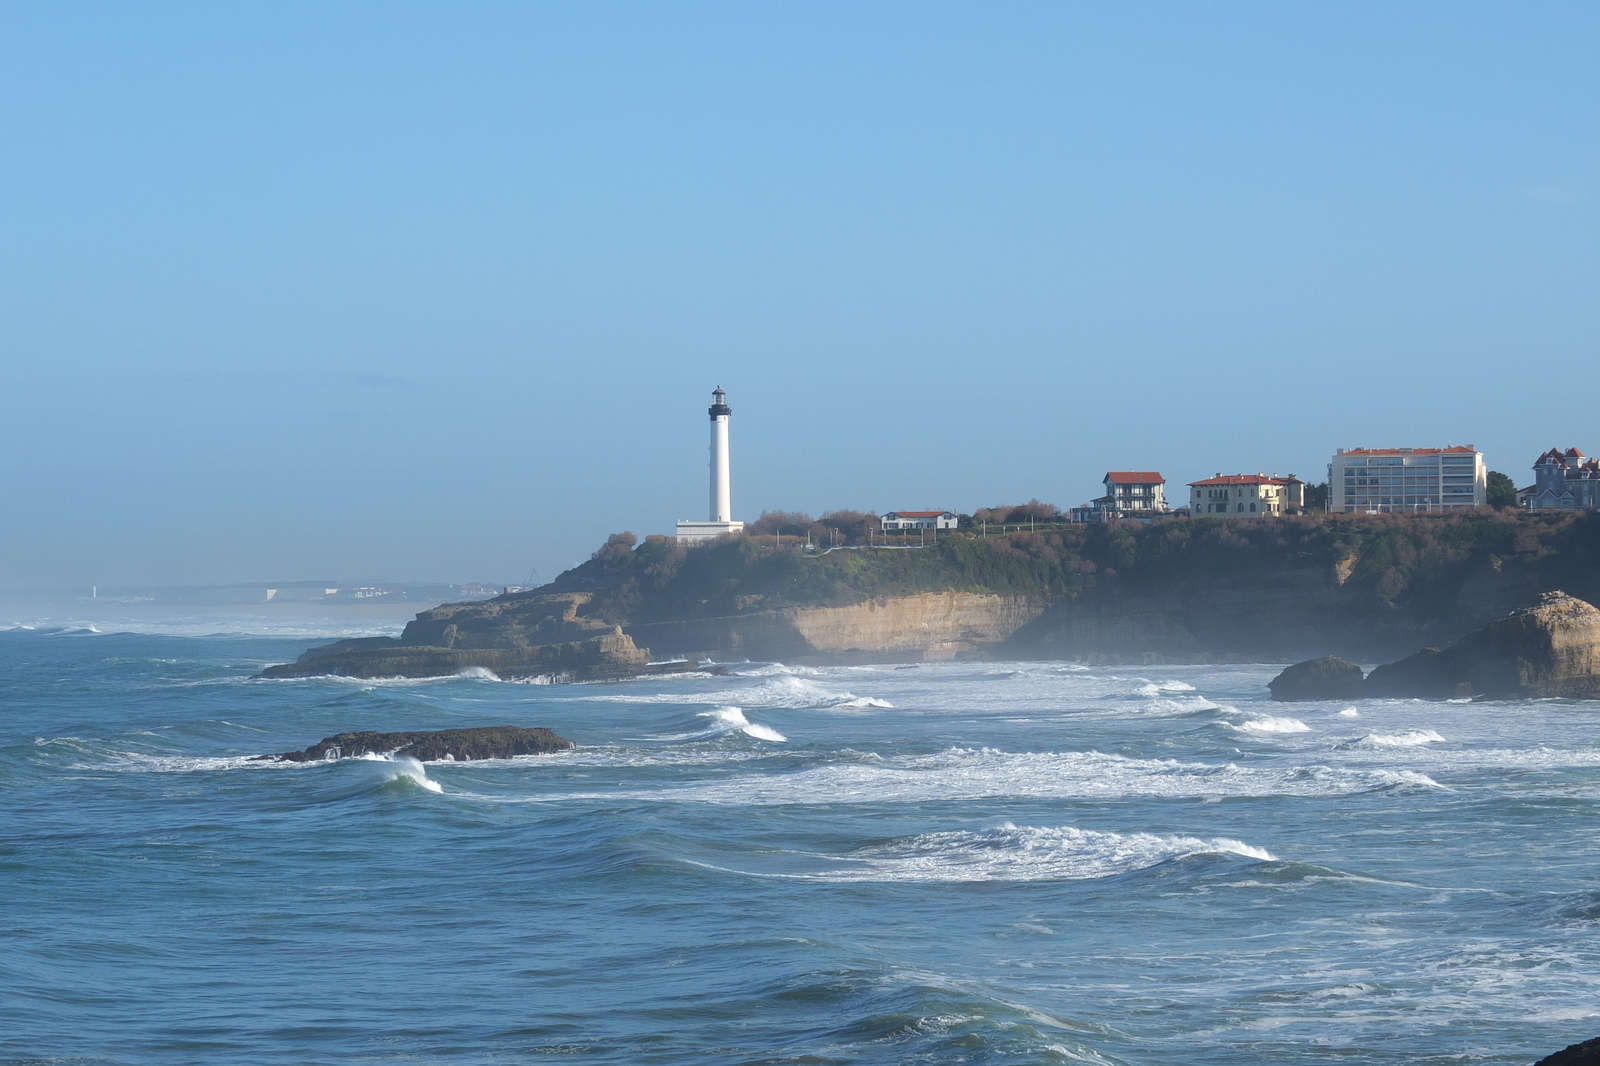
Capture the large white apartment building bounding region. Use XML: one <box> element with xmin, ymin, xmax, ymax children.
<box><xmin>1330</xmin><ymin>447</ymin><xmax>1485</xmax><ymax>513</ymax></box>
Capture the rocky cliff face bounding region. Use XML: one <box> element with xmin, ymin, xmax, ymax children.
<box><xmin>999</xmin><ymin>556</ymin><xmax>1556</xmax><ymax>664</ymax></box>
<box><xmin>259</xmin><ymin>593</ymin><xmax>659</xmax><ymax>681</ymax></box>
<box><xmin>624</xmin><ymin>592</ymin><xmax>1044</xmax><ymax>663</ymax></box>
<box><xmin>1268</xmin><ymin>591</ymin><xmax>1600</xmax><ymax>700</ymax></box>
<box><xmin>1364</xmin><ymin>591</ymin><xmax>1600</xmax><ymax>699</ymax></box>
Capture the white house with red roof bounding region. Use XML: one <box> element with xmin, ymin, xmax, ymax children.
<box><xmin>879</xmin><ymin>510</ymin><xmax>959</xmax><ymax>531</ymax></box>
<box><xmin>1188</xmin><ymin>473</ymin><xmax>1305</xmax><ymax>517</ymax></box>
<box><xmin>1330</xmin><ymin>447</ymin><xmax>1485</xmax><ymax>513</ymax></box>
<box><xmin>1070</xmin><ymin>472</ymin><xmax>1169</xmax><ymax>522</ymax></box>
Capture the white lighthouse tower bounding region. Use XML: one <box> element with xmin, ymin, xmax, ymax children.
<box><xmin>676</xmin><ymin>386</ymin><xmax>746</xmax><ymax>544</ymax></box>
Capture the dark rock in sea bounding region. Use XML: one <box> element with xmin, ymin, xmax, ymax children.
<box><xmin>253</xmin><ymin>726</ymin><xmax>574</xmax><ymax>763</ymax></box>
<box><xmin>1535</xmin><ymin>1036</ymin><xmax>1600</xmax><ymax>1066</ymax></box>
<box><xmin>1267</xmin><ymin>656</ymin><xmax>1365</xmax><ymax>701</ymax></box>
<box><xmin>1364</xmin><ymin>591</ymin><xmax>1600</xmax><ymax>700</ymax></box>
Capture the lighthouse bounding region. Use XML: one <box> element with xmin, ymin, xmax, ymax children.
<box><xmin>709</xmin><ymin>386</ymin><xmax>732</xmax><ymax>523</ymax></box>
<box><xmin>676</xmin><ymin>386</ymin><xmax>747</xmax><ymax>544</ymax></box>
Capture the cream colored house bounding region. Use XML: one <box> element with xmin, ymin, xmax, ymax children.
<box><xmin>1189</xmin><ymin>474</ymin><xmax>1304</xmax><ymax>517</ymax></box>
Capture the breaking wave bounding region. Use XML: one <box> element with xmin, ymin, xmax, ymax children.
<box><xmin>1229</xmin><ymin>715</ymin><xmax>1312</xmax><ymax>735</ymax></box>
<box><xmin>1358</xmin><ymin>729</ymin><xmax>1446</xmax><ymax>747</ymax></box>
<box><xmin>696</xmin><ymin>707</ymin><xmax>787</xmax><ymax>742</ymax></box>
<box><xmin>793</xmin><ymin>823</ymin><xmax>1275</xmax><ymax>883</ymax></box>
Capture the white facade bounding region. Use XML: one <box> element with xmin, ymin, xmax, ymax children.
<box><xmin>677</xmin><ymin>386</ymin><xmax>746</xmax><ymax>544</ymax></box>
<box><xmin>880</xmin><ymin>511</ymin><xmax>959</xmax><ymax>531</ymax></box>
<box><xmin>1330</xmin><ymin>447</ymin><xmax>1485</xmax><ymax>513</ymax></box>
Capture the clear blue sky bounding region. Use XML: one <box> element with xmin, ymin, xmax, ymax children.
<box><xmin>1</xmin><ymin>1</ymin><xmax>1595</xmax><ymax>588</ymax></box>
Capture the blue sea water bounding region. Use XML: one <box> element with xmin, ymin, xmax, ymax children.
<box><xmin>4</xmin><ymin>623</ymin><xmax>1600</xmax><ymax>1065</ymax></box>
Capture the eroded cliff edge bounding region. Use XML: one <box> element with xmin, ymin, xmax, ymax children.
<box><xmin>550</xmin><ymin>513</ymin><xmax>1600</xmax><ymax>664</ymax></box>
<box><xmin>259</xmin><ymin>592</ymin><xmax>660</xmax><ymax>680</ymax></box>
<box><xmin>264</xmin><ymin>512</ymin><xmax>1600</xmax><ymax>675</ymax></box>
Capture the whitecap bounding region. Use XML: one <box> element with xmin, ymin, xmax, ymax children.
<box><xmin>835</xmin><ymin>697</ymin><xmax>894</xmax><ymax>709</ymax></box>
<box><xmin>380</xmin><ymin>754</ymin><xmax>443</xmax><ymax>793</ymax></box>
<box><xmin>1337</xmin><ymin>707</ymin><xmax>1361</xmax><ymax>718</ymax></box>
<box><xmin>1230</xmin><ymin>715</ymin><xmax>1312</xmax><ymax>735</ymax></box>
<box><xmin>794</xmin><ymin>822</ymin><xmax>1276</xmax><ymax>883</ymax></box>
<box><xmin>696</xmin><ymin>706</ymin><xmax>786</xmax><ymax>743</ymax></box>
<box><xmin>1358</xmin><ymin>729</ymin><xmax>1445</xmax><ymax>747</ymax></box>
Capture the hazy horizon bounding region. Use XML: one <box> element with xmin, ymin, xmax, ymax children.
<box><xmin>3</xmin><ymin>1</ymin><xmax>1595</xmax><ymax>588</ymax></box>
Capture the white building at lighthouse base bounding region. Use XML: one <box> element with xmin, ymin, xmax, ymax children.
<box><xmin>675</xmin><ymin>519</ymin><xmax>745</xmax><ymax>544</ymax></box>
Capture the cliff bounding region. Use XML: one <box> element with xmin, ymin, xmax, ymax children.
<box><xmin>1363</xmin><ymin>591</ymin><xmax>1600</xmax><ymax>699</ymax></box>
<box><xmin>626</xmin><ymin>591</ymin><xmax>1045</xmax><ymax>663</ymax></box>
<box><xmin>258</xmin><ymin>592</ymin><xmax>659</xmax><ymax>680</ymax></box>
<box><xmin>265</xmin><ymin>512</ymin><xmax>1600</xmax><ymax>673</ymax></box>
<box><xmin>1270</xmin><ymin>591</ymin><xmax>1600</xmax><ymax>700</ymax></box>
<box><xmin>540</xmin><ymin>513</ymin><xmax>1600</xmax><ymax>664</ymax></box>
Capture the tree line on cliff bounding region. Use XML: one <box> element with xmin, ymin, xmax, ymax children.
<box><xmin>546</xmin><ymin>510</ymin><xmax>1600</xmax><ymax>627</ymax></box>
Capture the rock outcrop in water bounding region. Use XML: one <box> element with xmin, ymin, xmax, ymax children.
<box><xmin>254</xmin><ymin>726</ymin><xmax>574</xmax><ymax>762</ymax></box>
<box><xmin>259</xmin><ymin>593</ymin><xmax>672</xmax><ymax>681</ymax></box>
<box><xmin>1267</xmin><ymin>656</ymin><xmax>1365</xmax><ymax>701</ymax></box>
<box><xmin>1364</xmin><ymin>591</ymin><xmax>1600</xmax><ymax>699</ymax></box>
<box><xmin>1535</xmin><ymin>1037</ymin><xmax>1600</xmax><ymax>1066</ymax></box>
<box><xmin>1269</xmin><ymin>591</ymin><xmax>1600</xmax><ymax>700</ymax></box>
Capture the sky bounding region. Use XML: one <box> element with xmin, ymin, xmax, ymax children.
<box><xmin>1</xmin><ymin>1</ymin><xmax>1595</xmax><ymax>589</ymax></box>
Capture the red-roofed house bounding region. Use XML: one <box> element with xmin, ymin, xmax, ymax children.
<box><xmin>879</xmin><ymin>510</ymin><xmax>959</xmax><ymax>531</ymax></box>
<box><xmin>1188</xmin><ymin>474</ymin><xmax>1305</xmax><ymax>517</ymax></box>
<box><xmin>1524</xmin><ymin>447</ymin><xmax>1600</xmax><ymax>510</ymax></box>
<box><xmin>1070</xmin><ymin>472</ymin><xmax>1169</xmax><ymax>522</ymax></box>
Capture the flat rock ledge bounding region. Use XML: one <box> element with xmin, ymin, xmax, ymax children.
<box><xmin>256</xmin><ymin>592</ymin><xmax>708</xmax><ymax>682</ymax></box>
<box><xmin>253</xmin><ymin>726</ymin><xmax>574</xmax><ymax>763</ymax></box>
<box><xmin>1270</xmin><ymin>591</ymin><xmax>1600</xmax><ymax>701</ymax></box>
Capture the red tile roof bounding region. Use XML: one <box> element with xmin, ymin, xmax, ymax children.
<box><xmin>1338</xmin><ymin>447</ymin><xmax>1477</xmax><ymax>456</ymax></box>
<box><xmin>1187</xmin><ymin>474</ymin><xmax>1303</xmax><ymax>487</ymax></box>
<box><xmin>1104</xmin><ymin>472</ymin><xmax>1164</xmax><ymax>484</ymax></box>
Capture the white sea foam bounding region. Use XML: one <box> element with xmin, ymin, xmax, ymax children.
<box><xmin>576</xmin><ymin>673</ymin><xmax>888</xmax><ymax>711</ymax></box>
<box><xmin>452</xmin><ymin>665</ymin><xmax>503</xmax><ymax>681</ymax></box>
<box><xmin>835</xmin><ymin>697</ymin><xmax>894</xmax><ymax>709</ymax></box>
<box><xmin>1338</xmin><ymin>707</ymin><xmax>1361</xmax><ymax>718</ymax></box>
<box><xmin>787</xmin><ymin>823</ymin><xmax>1275</xmax><ymax>883</ymax></box>
<box><xmin>697</xmin><ymin>707</ymin><xmax>786</xmax><ymax>742</ymax></box>
<box><xmin>1136</xmin><ymin>681</ymin><xmax>1197</xmax><ymax>696</ymax></box>
<box><xmin>1358</xmin><ymin>729</ymin><xmax>1446</xmax><ymax>747</ymax></box>
<box><xmin>1230</xmin><ymin>715</ymin><xmax>1312</xmax><ymax>735</ymax></box>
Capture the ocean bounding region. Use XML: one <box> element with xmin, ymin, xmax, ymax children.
<box><xmin>3</xmin><ymin>621</ymin><xmax>1598</xmax><ymax>1065</ymax></box>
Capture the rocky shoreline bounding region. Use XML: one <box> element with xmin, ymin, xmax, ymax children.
<box><xmin>258</xmin><ymin>592</ymin><xmax>702</xmax><ymax>681</ymax></box>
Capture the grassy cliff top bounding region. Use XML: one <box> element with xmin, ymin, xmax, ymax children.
<box><xmin>538</xmin><ymin>511</ymin><xmax>1600</xmax><ymax>627</ymax></box>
